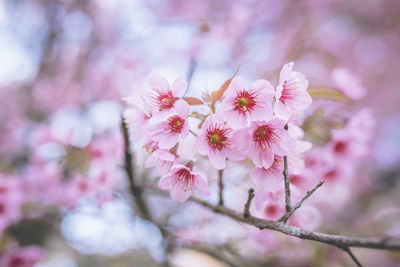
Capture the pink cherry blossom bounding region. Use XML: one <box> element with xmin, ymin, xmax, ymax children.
<box><xmin>0</xmin><ymin>175</ymin><xmax>24</xmax><ymax>234</ymax></box>
<box><xmin>158</xmin><ymin>164</ymin><xmax>210</xmax><ymax>202</ymax></box>
<box><xmin>240</xmin><ymin>119</ymin><xmax>295</xmax><ymax>169</ymax></box>
<box><xmin>217</xmin><ymin>76</ymin><xmax>274</xmax><ymax>129</ymax></box>
<box><xmin>0</xmin><ymin>243</ymin><xmax>45</xmax><ymax>267</ymax></box>
<box><xmin>195</xmin><ymin>114</ymin><xmax>247</xmax><ymax>169</ymax></box>
<box><xmin>143</xmin><ymin>73</ymin><xmax>188</xmax><ymax>122</ymax></box>
<box><xmin>254</xmin><ymin>190</ymin><xmax>285</xmax><ymax>221</ymax></box>
<box><xmin>332</xmin><ymin>68</ymin><xmax>366</xmax><ymax>100</ymax></box>
<box><xmin>150</xmin><ymin>99</ymin><xmax>190</xmax><ymax>149</ymax></box>
<box><xmin>274</xmin><ymin>62</ymin><xmax>312</xmax><ymax>120</ymax></box>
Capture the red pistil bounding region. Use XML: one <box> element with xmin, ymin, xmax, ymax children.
<box><xmin>253</xmin><ymin>125</ymin><xmax>278</xmax><ymax>150</ymax></box>
<box><xmin>155</xmin><ymin>90</ymin><xmax>176</xmax><ymax>110</ymax></box>
<box><xmin>206</xmin><ymin>125</ymin><xmax>230</xmax><ymax>151</ymax></box>
<box><xmin>168</xmin><ymin>116</ymin><xmax>185</xmax><ymax>133</ymax></box>
<box><xmin>175</xmin><ymin>168</ymin><xmax>194</xmax><ymax>191</ymax></box>
<box><xmin>234</xmin><ymin>90</ymin><xmax>257</xmax><ymax>114</ymax></box>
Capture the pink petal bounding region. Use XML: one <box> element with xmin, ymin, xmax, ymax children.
<box><xmin>291</xmin><ymin>90</ymin><xmax>312</xmax><ymax>110</ymax></box>
<box><xmin>180</xmin><ymin>121</ymin><xmax>190</xmax><ymax>139</ymax></box>
<box><xmin>148</xmin><ymin>73</ymin><xmax>169</xmax><ymax>92</ymax></box>
<box><xmin>171</xmin><ymin>77</ymin><xmax>188</xmax><ymax>97</ymax></box>
<box><xmin>224</xmin><ymin>76</ymin><xmax>246</xmax><ymax>98</ymax></box>
<box><xmin>273</xmin><ymin>100</ymin><xmax>292</xmax><ymax>121</ymax></box>
<box><xmin>171</xmin><ymin>183</ymin><xmax>192</xmax><ymax>202</ymax></box>
<box><xmin>224</xmin><ymin>110</ymin><xmax>248</xmax><ymax>129</ymax></box>
<box><xmin>279</xmin><ymin>62</ymin><xmax>294</xmax><ymax>84</ymax></box>
<box><xmin>194</xmin><ymin>172</ymin><xmax>210</xmax><ymax>196</ymax></box>
<box><xmin>174</xmin><ymin>99</ymin><xmax>190</xmax><ymax>118</ymax></box>
<box><xmin>250</xmin><ymin>79</ymin><xmax>274</xmax><ymax>95</ymax></box>
<box><xmin>158</xmin><ymin>174</ymin><xmax>174</xmax><ymax>190</ymax></box>
<box><xmin>150</xmin><ymin>109</ymin><xmax>176</xmax><ymax>124</ymax></box>
<box><xmin>208</xmin><ymin>150</ymin><xmax>227</xmax><ymax>170</ymax></box>
<box><xmin>249</xmin><ymin>104</ymin><xmax>273</xmax><ymax>122</ymax></box>
<box><xmin>157</xmin><ymin>133</ymin><xmax>179</xmax><ymax>150</ymax></box>
<box><xmin>195</xmin><ymin>134</ymin><xmax>209</xmax><ymax>155</ymax></box>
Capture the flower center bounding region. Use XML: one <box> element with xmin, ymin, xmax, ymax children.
<box><xmin>264</xmin><ymin>205</ymin><xmax>277</xmax><ymax>217</ymax></box>
<box><xmin>168</xmin><ymin>116</ymin><xmax>184</xmax><ymax>133</ymax></box>
<box><xmin>253</xmin><ymin>125</ymin><xmax>277</xmax><ymax>150</ymax></box>
<box><xmin>157</xmin><ymin>90</ymin><xmax>176</xmax><ymax>110</ymax></box>
<box><xmin>175</xmin><ymin>168</ymin><xmax>194</xmax><ymax>192</ymax></box>
<box><xmin>234</xmin><ymin>90</ymin><xmax>257</xmax><ymax>114</ymax></box>
<box><xmin>207</xmin><ymin>127</ymin><xmax>230</xmax><ymax>151</ymax></box>
<box><xmin>333</xmin><ymin>141</ymin><xmax>347</xmax><ymax>154</ymax></box>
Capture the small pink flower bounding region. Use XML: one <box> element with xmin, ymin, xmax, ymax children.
<box><xmin>274</xmin><ymin>62</ymin><xmax>312</xmax><ymax>120</ymax></box>
<box><xmin>158</xmin><ymin>164</ymin><xmax>210</xmax><ymax>202</ymax></box>
<box><xmin>0</xmin><ymin>243</ymin><xmax>45</xmax><ymax>267</ymax></box>
<box><xmin>254</xmin><ymin>190</ymin><xmax>285</xmax><ymax>221</ymax></box>
<box><xmin>196</xmin><ymin>114</ymin><xmax>246</xmax><ymax>169</ymax></box>
<box><xmin>217</xmin><ymin>76</ymin><xmax>274</xmax><ymax>129</ymax></box>
<box><xmin>150</xmin><ymin>100</ymin><xmax>190</xmax><ymax>149</ymax></box>
<box><xmin>241</xmin><ymin>119</ymin><xmax>294</xmax><ymax>169</ymax></box>
<box><xmin>143</xmin><ymin>73</ymin><xmax>188</xmax><ymax>122</ymax></box>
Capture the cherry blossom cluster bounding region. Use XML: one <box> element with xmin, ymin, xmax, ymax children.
<box><xmin>124</xmin><ymin>62</ymin><xmax>312</xmax><ymax>202</ymax></box>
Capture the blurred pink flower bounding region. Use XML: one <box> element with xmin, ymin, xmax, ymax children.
<box><xmin>0</xmin><ymin>243</ymin><xmax>45</xmax><ymax>267</ymax></box>
<box><xmin>0</xmin><ymin>175</ymin><xmax>24</xmax><ymax>234</ymax></box>
<box><xmin>254</xmin><ymin>190</ymin><xmax>285</xmax><ymax>221</ymax></box>
<box><xmin>274</xmin><ymin>62</ymin><xmax>312</xmax><ymax>120</ymax></box>
<box><xmin>217</xmin><ymin>76</ymin><xmax>274</xmax><ymax>129</ymax></box>
<box><xmin>158</xmin><ymin>164</ymin><xmax>210</xmax><ymax>202</ymax></box>
<box><xmin>332</xmin><ymin>68</ymin><xmax>366</xmax><ymax>100</ymax></box>
<box><xmin>196</xmin><ymin>114</ymin><xmax>246</xmax><ymax>169</ymax></box>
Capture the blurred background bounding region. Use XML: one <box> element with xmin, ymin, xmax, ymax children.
<box><xmin>0</xmin><ymin>0</ymin><xmax>400</xmax><ymax>266</ymax></box>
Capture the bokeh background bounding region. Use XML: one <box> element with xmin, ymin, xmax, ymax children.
<box><xmin>1</xmin><ymin>0</ymin><xmax>400</xmax><ymax>266</ymax></box>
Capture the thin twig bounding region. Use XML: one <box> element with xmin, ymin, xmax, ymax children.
<box><xmin>282</xmin><ymin>155</ymin><xmax>291</xmax><ymax>212</ymax></box>
<box><xmin>282</xmin><ymin>124</ymin><xmax>291</xmax><ymax>213</ymax></box>
<box><xmin>144</xmin><ymin>187</ymin><xmax>400</xmax><ymax>250</ymax></box>
<box><xmin>189</xmin><ymin>129</ymin><xmax>198</xmax><ymax>137</ymax></box>
<box><xmin>279</xmin><ymin>180</ymin><xmax>324</xmax><ymax>223</ymax></box>
<box><xmin>340</xmin><ymin>246</ymin><xmax>363</xmax><ymax>267</ymax></box>
<box><xmin>244</xmin><ymin>188</ymin><xmax>255</xmax><ymax>218</ymax></box>
<box><xmin>121</xmin><ymin>118</ymin><xmax>152</xmax><ymax>221</ymax></box>
<box><xmin>218</xmin><ymin>169</ymin><xmax>224</xmax><ymax>206</ymax></box>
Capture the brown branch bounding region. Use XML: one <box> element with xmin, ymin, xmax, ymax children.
<box><xmin>244</xmin><ymin>188</ymin><xmax>255</xmax><ymax>218</ymax></box>
<box><xmin>218</xmin><ymin>169</ymin><xmax>224</xmax><ymax>206</ymax></box>
<box><xmin>121</xmin><ymin>118</ymin><xmax>152</xmax><ymax>221</ymax></box>
<box><xmin>144</xmin><ymin>187</ymin><xmax>400</xmax><ymax>250</ymax></box>
<box><xmin>282</xmin><ymin>155</ymin><xmax>291</xmax><ymax>213</ymax></box>
<box><xmin>340</xmin><ymin>246</ymin><xmax>363</xmax><ymax>267</ymax></box>
<box><xmin>282</xmin><ymin>124</ymin><xmax>292</xmax><ymax>213</ymax></box>
<box><xmin>279</xmin><ymin>180</ymin><xmax>324</xmax><ymax>223</ymax></box>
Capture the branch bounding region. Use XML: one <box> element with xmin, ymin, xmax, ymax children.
<box><xmin>283</xmin><ymin>125</ymin><xmax>291</xmax><ymax>213</ymax></box>
<box><xmin>145</xmin><ymin>187</ymin><xmax>400</xmax><ymax>250</ymax></box>
<box><xmin>244</xmin><ymin>188</ymin><xmax>255</xmax><ymax>218</ymax></box>
<box><xmin>121</xmin><ymin>118</ymin><xmax>152</xmax><ymax>221</ymax></box>
<box><xmin>218</xmin><ymin>169</ymin><xmax>224</xmax><ymax>206</ymax></box>
<box><xmin>340</xmin><ymin>246</ymin><xmax>363</xmax><ymax>267</ymax></box>
<box><xmin>279</xmin><ymin>180</ymin><xmax>324</xmax><ymax>223</ymax></box>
